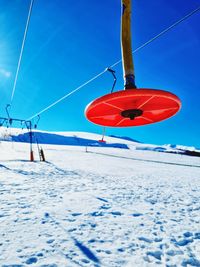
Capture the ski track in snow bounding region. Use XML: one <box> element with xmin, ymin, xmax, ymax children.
<box><xmin>0</xmin><ymin>141</ymin><xmax>200</xmax><ymax>266</ymax></box>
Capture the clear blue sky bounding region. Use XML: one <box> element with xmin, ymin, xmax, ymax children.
<box><xmin>0</xmin><ymin>0</ymin><xmax>199</xmax><ymax>147</ymax></box>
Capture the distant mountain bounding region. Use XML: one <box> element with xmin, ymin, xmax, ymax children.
<box><xmin>134</xmin><ymin>143</ymin><xmax>200</xmax><ymax>157</ymax></box>
<box><xmin>0</xmin><ymin>127</ymin><xmax>199</xmax><ymax>157</ymax></box>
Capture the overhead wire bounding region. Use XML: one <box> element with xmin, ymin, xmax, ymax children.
<box><xmin>28</xmin><ymin>69</ymin><xmax>107</xmax><ymax>120</ymax></box>
<box><xmin>110</xmin><ymin>5</ymin><xmax>200</xmax><ymax>69</ymax></box>
<box><xmin>27</xmin><ymin>5</ymin><xmax>200</xmax><ymax>121</ymax></box>
<box><xmin>10</xmin><ymin>0</ymin><xmax>34</xmax><ymax>105</ymax></box>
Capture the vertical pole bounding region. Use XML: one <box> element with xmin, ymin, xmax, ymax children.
<box><xmin>40</xmin><ymin>148</ymin><xmax>46</xmax><ymax>161</ymax></box>
<box><xmin>35</xmin><ymin>135</ymin><xmax>45</xmax><ymax>161</ymax></box>
<box><xmin>121</xmin><ymin>0</ymin><xmax>136</xmax><ymax>89</ymax></box>
<box><xmin>29</xmin><ymin>121</ymin><xmax>34</xmax><ymax>161</ymax></box>
<box><xmin>102</xmin><ymin>127</ymin><xmax>106</xmax><ymax>141</ymax></box>
<box><xmin>36</xmin><ymin>138</ymin><xmax>42</xmax><ymax>161</ymax></box>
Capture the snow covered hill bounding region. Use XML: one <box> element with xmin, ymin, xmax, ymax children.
<box><xmin>0</xmin><ymin>127</ymin><xmax>199</xmax><ymax>157</ymax></box>
<box><xmin>0</xmin><ymin>130</ymin><xmax>200</xmax><ymax>266</ymax></box>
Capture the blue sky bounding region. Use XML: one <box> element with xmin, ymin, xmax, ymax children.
<box><xmin>0</xmin><ymin>0</ymin><xmax>200</xmax><ymax>147</ymax></box>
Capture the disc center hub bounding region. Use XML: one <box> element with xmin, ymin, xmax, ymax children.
<box><xmin>121</xmin><ymin>109</ymin><xmax>143</xmax><ymax>120</ymax></box>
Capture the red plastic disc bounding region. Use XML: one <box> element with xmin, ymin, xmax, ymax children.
<box><xmin>85</xmin><ymin>89</ymin><xmax>181</xmax><ymax>127</ymax></box>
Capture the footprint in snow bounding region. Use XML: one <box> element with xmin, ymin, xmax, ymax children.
<box><xmin>132</xmin><ymin>213</ymin><xmax>143</xmax><ymax>217</ymax></box>
<box><xmin>181</xmin><ymin>258</ymin><xmax>200</xmax><ymax>267</ymax></box>
<box><xmin>71</xmin><ymin>212</ymin><xmax>82</xmax><ymax>217</ymax></box>
<box><xmin>146</xmin><ymin>250</ymin><xmax>163</xmax><ymax>261</ymax></box>
<box><xmin>172</xmin><ymin>238</ymin><xmax>193</xmax><ymax>246</ymax></box>
<box><xmin>138</xmin><ymin>237</ymin><xmax>153</xmax><ymax>243</ymax></box>
<box><xmin>90</xmin><ymin>211</ymin><xmax>104</xmax><ymax>217</ymax></box>
<box><xmin>110</xmin><ymin>211</ymin><xmax>123</xmax><ymax>216</ymax></box>
<box><xmin>100</xmin><ymin>204</ymin><xmax>111</xmax><ymax>210</ymax></box>
<box><xmin>25</xmin><ymin>256</ymin><xmax>38</xmax><ymax>264</ymax></box>
<box><xmin>166</xmin><ymin>250</ymin><xmax>184</xmax><ymax>256</ymax></box>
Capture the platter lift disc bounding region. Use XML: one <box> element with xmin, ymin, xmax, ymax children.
<box><xmin>85</xmin><ymin>0</ymin><xmax>181</xmax><ymax>127</ymax></box>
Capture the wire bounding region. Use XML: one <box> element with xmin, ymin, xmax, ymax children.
<box><xmin>27</xmin><ymin>5</ymin><xmax>200</xmax><ymax>121</ymax></box>
<box><xmin>10</xmin><ymin>0</ymin><xmax>34</xmax><ymax>105</ymax></box>
<box><xmin>27</xmin><ymin>69</ymin><xmax>107</xmax><ymax>120</ymax></box>
<box><xmin>110</xmin><ymin>5</ymin><xmax>200</xmax><ymax>69</ymax></box>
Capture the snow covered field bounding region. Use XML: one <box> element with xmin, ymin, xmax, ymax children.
<box><xmin>1</xmin><ymin>139</ymin><xmax>200</xmax><ymax>267</ymax></box>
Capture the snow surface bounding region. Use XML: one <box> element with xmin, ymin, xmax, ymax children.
<box><xmin>0</xmin><ymin>133</ymin><xmax>200</xmax><ymax>267</ymax></box>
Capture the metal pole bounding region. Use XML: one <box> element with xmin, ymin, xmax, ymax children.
<box><xmin>29</xmin><ymin>121</ymin><xmax>34</xmax><ymax>161</ymax></box>
<box><xmin>121</xmin><ymin>0</ymin><xmax>136</xmax><ymax>89</ymax></box>
<box><xmin>102</xmin><ymin>127</ymin><xmax>106</xmax><ymax>141</ymax></box>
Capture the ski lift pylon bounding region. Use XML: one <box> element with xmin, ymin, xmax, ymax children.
<box><xmin>85</xmin><ymin>0</ymin><xmax>181</xmax><ymax>127</ymax></box>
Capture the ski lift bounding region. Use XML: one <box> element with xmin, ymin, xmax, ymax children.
<box><xmin>85</xmin><ymin>0</ymin><xmax>181</xmax><ymax>127</ymax></box>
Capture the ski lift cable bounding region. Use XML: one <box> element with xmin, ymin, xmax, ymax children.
<box><xmin>10</xmin><ymin>0</ymin><xmax>34</xmax><ymax>105</ymax></box>
<box><xmin>27</xmin><ymin>5</ymin><xmax>200</xmax><ymax>121</ymax></box>
<box><xmin>110</xmin><ymin>5</ymin><xmax>200</xmax><ymax>69</ymax></box>
<box><xmin>27</xmin><ymin>69</ymin><xmax>107</xmax><ymax>120</ymax></box>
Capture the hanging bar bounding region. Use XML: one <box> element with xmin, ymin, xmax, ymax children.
<box><xmin>121</xmin><ymin>0</ymin><xmax>136</xmax><ymax>89</ymax></box>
